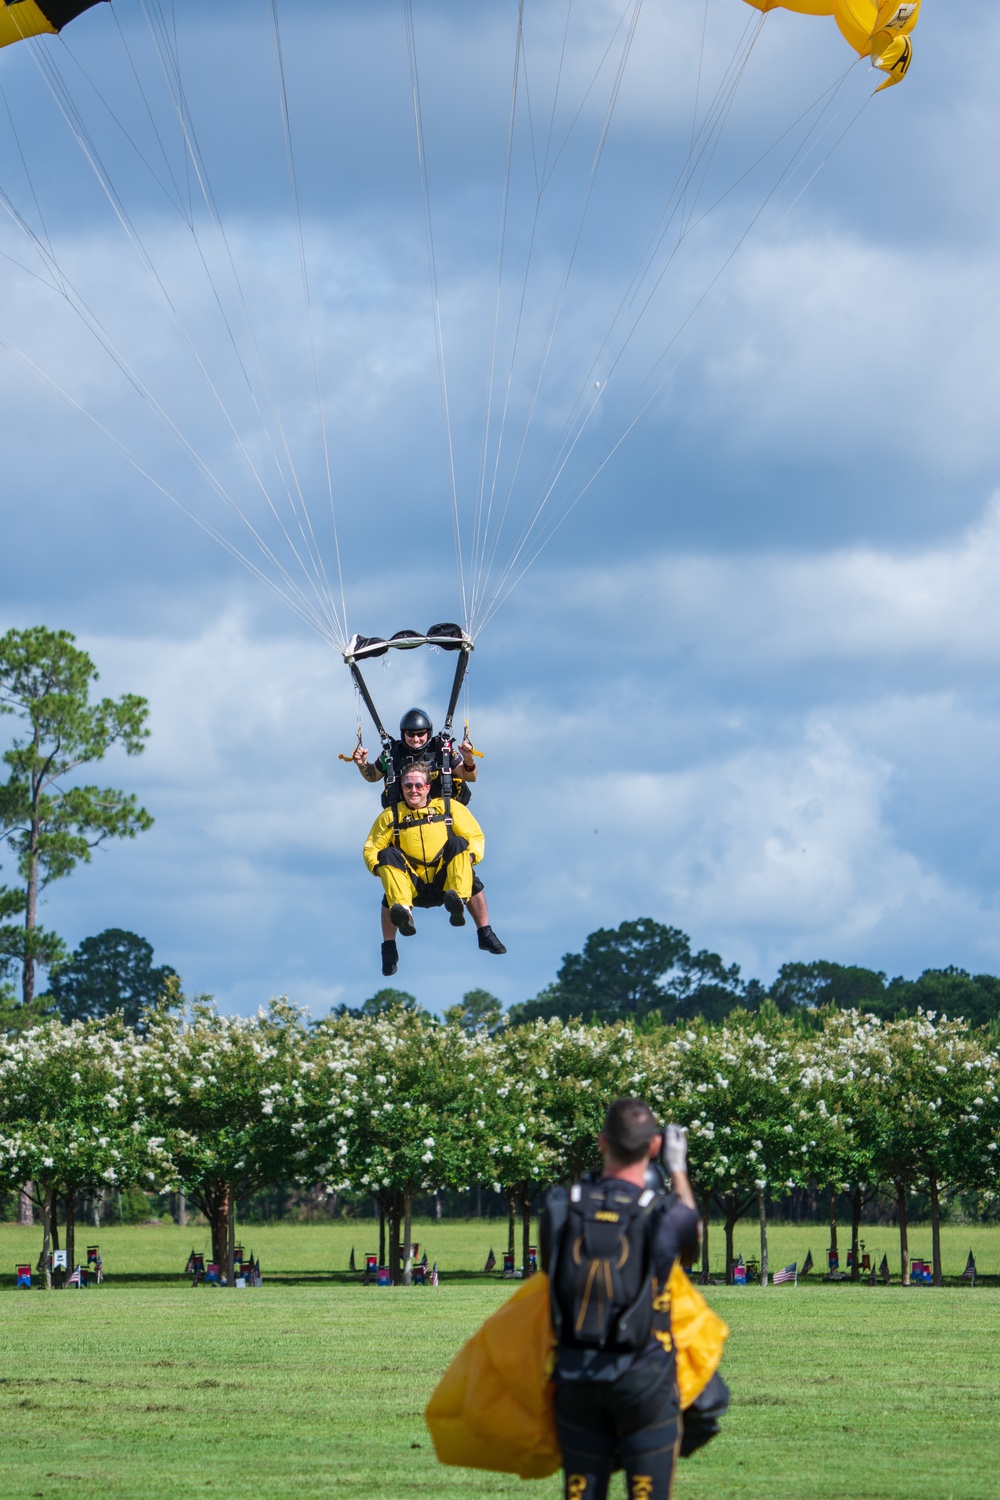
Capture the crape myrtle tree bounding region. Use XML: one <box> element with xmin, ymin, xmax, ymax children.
<box><xmin>0</xmin><ymin>627</ymin><xmax>152</xmax><ymax>1010</ymax></box>
<box><xmin>0</xmin><ymin>1017</ymin><xmax>173</xmax><ymax>1283</ymax></box>
<box><xmin>478</xmin><ymin>1022</ymin><xmax>562</xmax><ymax>1268</ymax></box>
<box><xmin>306</xmin><ymin>1005</ymin><xmax>480</xmax><ymax>1285</ymax></box>
<box><xmin>799</xmin><ymin>1013</ymin><xmax>881</xmax><ymax>1281</ymax></box>
<box><xmin>142</xmin><ymin>999</ymin><xmax>310</xmax><ymax>1277</ymax></box>
<box><xmin>645</xmin><ymin>1013</ymin><xmax>826</xmax><ymax>1283</ymax></box>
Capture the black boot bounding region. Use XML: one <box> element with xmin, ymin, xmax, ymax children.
<box><xmin>443</xmin><ymin>890</ymin><xmax>466</xmax><ymax>927</ymax></box>
<box><xmin>389</xmin><ymin>904</ymin><xmax>416</xmax><ymax>937</ymax></box>
<box><xmin>477</xmin><ymin>925</ymin><xmax>507</xmax><ymax>955</ymax></box>
<box><xmin>381</xmin><ymin>940</ymin><xmax>398</xmax><ymax>977</ymax></box>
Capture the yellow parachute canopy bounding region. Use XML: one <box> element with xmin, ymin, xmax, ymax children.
<box><xmin>0</xmin><ymin>0</ymin><xmax>104</xmax><ymax>50</ymax></box>
<box><xmin>744</xmin><ymin>0</ymin><xmax>920</xmax><ymax>90</ymax></box>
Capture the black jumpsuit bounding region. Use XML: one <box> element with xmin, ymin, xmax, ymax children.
<box><xmin>540</xmin><ymin>1179</ymin><xmax>700</xmax><ymax>1500</ymax></box>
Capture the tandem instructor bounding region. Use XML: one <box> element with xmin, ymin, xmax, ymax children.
<box><xmin>540</xmin><ymin>1098</ymin><xmax>701</xmax><ymax>1500</ymax></box>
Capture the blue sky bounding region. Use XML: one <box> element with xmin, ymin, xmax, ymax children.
<box><xmin>2</xmin><ymin>0</ymin><xmax>998</xmax><ymax>1017</ymax></box>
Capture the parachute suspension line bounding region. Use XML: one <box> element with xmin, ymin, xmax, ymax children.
<box><xmin>470</xmin><ymin>0</ymin><xmax>589</xmax><ymax>630</ymax></box>
<box><xmin>474</xmin><ymin>64</ymin><xmax>870</xmax><ymax>634</ymax></box>
<box><xmin>0</xmin><ymin>108</ymin><xmax>340</xmax><ymax>641</ymax></box>
<box><xmin>679</xmin><ymin>0</ymin><xmax>715</xmax><ymax>240</ymax></box>
<box><xmin>402</xmin><ymin>0</ymin><xmax>467</xmax><ymax>631</ymax></box>
<box><xmin>469</xmin><ymin>1</ymin><xmax>524</xmax><ymax>634</ymax></box>
<box><xmin>468</xmin><ymin>0</ymin><xmax>645</xmax><ymax>637</ymax></box>
<box><xmin>141</xmin><ymin>0</ymin><xmax>347</xmax><ymax>645</ymax></box>
<box><xmin>265</xmin><ymin>0</ymin><xmax>350</xmax><ymax>649</ymax></box>
<box><xmin>0</xmin><ymin>333</ymin><xmax>342</xmax><ymax>646</ymax></box>
<box><xmin>25</xmin><ymin>35</ymin><xmax>338</xmax><ymax>629</ymax></box>
<box><xmin>19</xmin><ymin>22</ymin><xmax>346</xmax><ymax>646</ymax></box>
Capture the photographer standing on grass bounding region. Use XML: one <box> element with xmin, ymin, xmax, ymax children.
<box><xmin>539</xmin><ymin>1098</ymin><xmax>701</xmax><ymax>1500</ymax></box>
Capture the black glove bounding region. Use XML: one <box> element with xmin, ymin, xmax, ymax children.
<box><xmin>440</xmin><ymin>833</ymin><xmax>469</xmax><ymax>862</ymax></box>
<box><xmin>376</xmin><ymin>846</ymin><xmax>407</xmax><ymax>871</ymax></box>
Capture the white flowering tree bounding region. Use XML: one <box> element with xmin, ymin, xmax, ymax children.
<box><xmin>306</xmin><ymin>1006</ymin><xmax>480</xmax><ymax>1283</ymax></box>
<box><xmin>827</xmin><ymin>1012</ymin><xmax>998</xmax><ymax>1284</ymax></box>
<box><xmin>142</xmin><ymin>999</ymin><xmax>310</xmax><ymax>1275</ymax></box>
<box><xmin>0</xmin><ymin>1017</ymin><xmax>173</xmax><ymax>1282</ymax></box>
<box><xmin>645</xmin><ymin>1014</ymin><xmax>826</xmax><ymax>1282</ymax></box>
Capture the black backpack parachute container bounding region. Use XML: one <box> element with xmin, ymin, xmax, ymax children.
<box><xmin>548</xmin><ymin>1181</ymin><xmax>661</xmax><ymax>1358</ymax></box>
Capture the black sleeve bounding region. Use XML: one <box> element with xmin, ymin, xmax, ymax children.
<box><xmin>652</xmin><ymin>1199</ymin><xmax>700</xmax><ymax>1277</ymax></box>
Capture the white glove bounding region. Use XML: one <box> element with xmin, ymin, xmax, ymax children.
<box><xmin>664</xmin><ymin>1123</ymin><xmax>688</xmax><ymax>1175</ymax></box>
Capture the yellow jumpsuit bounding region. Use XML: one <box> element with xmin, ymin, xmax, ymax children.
<box><xmin>363</xmin><ymin>797</ymin><xmax>485</xmax><ymax>909</ymax></box>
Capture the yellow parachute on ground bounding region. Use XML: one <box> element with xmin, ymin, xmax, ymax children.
<box><xmin>425</xmin><ymin>1267</ymin><xmax>729</xmax><ymax>1481</ymax></box>
<box><xmin>0</xmin><ymin>0</ymin><xmax>104</xmax><ymax>49</ymax></box>
<box><xmin>745</xmin><ymin>0</ymin><xmax>920</xmax><ymax>90</ymax></box>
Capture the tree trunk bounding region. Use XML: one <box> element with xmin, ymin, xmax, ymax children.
<box><xmin>378</xmin><ymin>1201</ymin><xmax>386</xmax><ymax>1267</ymax></box>
<box><xmin>850</xmin><ymin>1186</ymin><xmax>862</xmax><ymax>1282</ymax></box>
<box><xmin>521</xmin><ymin>1190</ymin><xmax>532</xmax><ymax>1276</ymax></box>
<box><xmin>22</xmin><ymin>788</ymin><xmax>40</xmax><ymax>1008</ymax></box>
<box><xmin>829</xmin><ymin>1189</ymin><xmax>838</xmax><ymax>1262</ymax></box>
<box><xmin>928</xmin><ymin>1174</ymin><xmax>942</xmax><ymax>1287</ymax></box>
<box><xmin>700</xmin><ymin>1200</ymin><xmax>710</xmax><ymax>1281</ymax></box>
<box><xmin>36</xmin><ymin>1185</ymin><xmax>53</xmax><ymax>1289</ymax></box>
<box><xmin>724</xmin><ymin>1214</ymin><xmax>737</xmax><ymax>1284</ymax></box>
<box><xmin>18</xmin><ymin>1184</ymin><xmax>34</xmax><ymax>1226</ymax></box>
<box><xmin>896</xmin><ymin>1180</ymin><xmax>910</xmax><ymax>1286</ymax></box>
<box><xmin>435</xmin><ymin>1192</ymin><xmax>442</xmax><ymax>1221</ymax></box>
<box><xmin>226</xmin><ymin>1188</ymin><xmax>236</xmax><ymax>1286</ymax></box>
<box><xmin>507</xmin><ymin>1194</ymin><xmax>516</xmax><ymax>1259</ymax></box>
<box><xmin>175</xmin><ymin>1191</ymin><xmax>187</xmax><ymax>1228</ymax></box>
<box><xmin>388</xmin><ymin>1195</ymin><xmax>402</xmax><ymax>1285</ymax></box>
<box><xmin>758</xmin><ymin>1187</ymin><xmax>768</xmax><ymax>1288</ymax></box>
<box><xmin>65</xmin><ymin>1189</ymin><xmax>76</xmax><ymax>1274</ymax></box>
<box><xmin>402</xmin><ymin>1187</ymin><xmax>414</xmax><ymax>1286</ymax></box>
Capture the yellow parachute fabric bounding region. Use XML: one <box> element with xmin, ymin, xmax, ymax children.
<box><xmin>743</xmin><ymin>0</ymin><xmax>920</xmax><ymax>90</ymax></box>
<box><xmin>424</xmin><ymin>1267</ymin><xmax>729</xmax><ymax>1479</ymax></box>
<box><xmin>0</xmin><ymin>0</ymin><xmax>104</xmax><ymax>50</ymax></box>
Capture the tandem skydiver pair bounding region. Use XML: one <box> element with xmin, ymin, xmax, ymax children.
<box><xmin>344</xmin><ymin>627</ymin><xmax>506</xmax><ymax>976</ymax></box>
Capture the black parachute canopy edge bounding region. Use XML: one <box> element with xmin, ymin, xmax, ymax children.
<box><xmin>26</xmin><ymin>0</ymin><xmax>105</xmax><ymax>32</ymax></box>
<box><xmin>344</xmin><ymin>623</ymin><xmax>470</xmax><ymax>662</ymax></box>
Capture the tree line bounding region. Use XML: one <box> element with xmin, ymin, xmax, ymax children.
<box><xmin>2</xmin><ymin>999</ymin><xmax>997</xmax><ymax>1289</ymax></box>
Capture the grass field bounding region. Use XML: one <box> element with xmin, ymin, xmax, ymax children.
<box><xmin>1</xmin><ymin>1223</ymin><xmax>999</xmax><ymax>1500</ymax></box>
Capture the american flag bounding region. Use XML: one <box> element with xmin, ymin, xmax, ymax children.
<box><xmin>867</xmin><ymin>1263</ymin><xmax>877</xmax><ymax>1286</ymax></box>
<box><xmin>419</xmin><ymin>1250</ymin><xmax>428</xmax><ymax>1268</ymax></box>
<box><xmin>483</xmin><ymin>1248</ymin><xmax>496</xmax><ymax>1273</ymax></box>
<box><xmin>879</xmin><ymin>1253</ymin><xmax>891</xmax><ymax>1285</ymax></box>
<box><xmin>801</xmin><ymin>1249</ymin><xmax>814</xmax><ymax>1276</ymax></box>
<box><xmin>772</xmin><ymin>1263</ymin><xmax>797</xmax><ymax>1285</ymax></box>
<box><xmin>67</xmin><ymin>1264</ymin><xmax>81</xmax><ymax>1287</ymax></box>
<box><xmin>430</xmin><ymin>1260</ymin><xmax>439</xmax><ymax>1287</ymax></box>
<box><xmin>961</xmin><ymin>1250</ymin><xmax>977</xmax><ymax>1284</ymax></box>
<box><xmin>349</xmin><ymin>1247</ymin><xmax>356</xmax><ymax>1272</ymax></box>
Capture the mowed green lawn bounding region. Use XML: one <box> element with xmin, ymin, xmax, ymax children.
<box><xmin>1</xmin><ymin>1223</ymin><xmax>998</xmax><ymax>1500</ymax></box>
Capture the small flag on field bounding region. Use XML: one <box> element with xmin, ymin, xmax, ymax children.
<box><xmin>961</xmin><ymin>1250</ymin><xmax>977</xmax><ymax>1285</ymax></box>
<box><xmin>483</xmin><ymin>1248</ymin><xmax>496</xmax><ymax>1273</ymax></box>
<box><xmin>773</xmin><ymin>1263</ymin><xmax>797</xmax><ymax>1285</ymax></box>
<box><xmin>349</xmin><ymin>1246</ymin><xmax>356</xmax><ymax>1272</ymax></box>
<box><xmin>430</xmin><ymin>1260</ymin><xmax>439</xmax><ymax>1287</ymax></box>
<box><xmin>16</xmin><ymin>1264</ymin><xmax>31</xmax><ymax>1289</ymax></box>
<box><xmin>879</xmin><ymin>1253</ymin><xmax>891</xmax><ymax>1285</ymax></box>
<box><xmin>867</xmin><ymin>1262</ymin><xmax>877</xmax><ymax>1286</ymax></box>
<box><xmin>67</xmin><ymin>1264</ymin><xmax>81</xmax><ymax>1288</ymax></box>
<box><xmin>419</xmin><ymin>1250</ymin><xmax>428</xmax><ymax>1268</ymax></box>
<box><xmin>801</xmin><ymin>1249</ymin><xmax>814</xmax><ymax>1276</ymax></box>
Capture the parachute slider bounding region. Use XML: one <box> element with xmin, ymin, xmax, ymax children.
<box><xmin>343</xmin><ymin>623</ymin><xmax>473</xmax><ymax>664</ymax></box>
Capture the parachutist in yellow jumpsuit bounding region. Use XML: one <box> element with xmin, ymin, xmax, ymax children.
<box><xmin>363</xmin><ymin>763</ymin><xmax>506</xmax><ymax>975</ymax></box>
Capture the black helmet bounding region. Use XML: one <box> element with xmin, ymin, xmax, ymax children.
<box><xmin>399</xmin><ymin>707</ymin><xmax>433</xmax><ymax>737</ymax></box>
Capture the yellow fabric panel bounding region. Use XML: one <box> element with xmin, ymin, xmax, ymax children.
<box><xmin>743</xmin><ymin>1</ymin><xmax>838</xmax><ymax>15</ymax></box>
<box><xmin>425</xmin><ymin>1273</ymin><xmax>560</xmax><ymax>1479</ymax></box>
<box><xmin>668</xmin><ymin>1262</ymin><xmax>730</xmax><ymax>1408</ymax></box>
<box><xmin>875</xmin><ymin>0</ymin><xmax>920</xmax><ymax>37</ymax></box>
<box><xmin>834</xmin><ymin>0</ymin><xmax>877</xmax><ymax>54</ymax></box>
<box><xmin>872</xmin><ymin>31</ymin><xmax>912</xmax><ymax>88</ymax></box>
<box><xmin>425</xmin><ymin>1266</ymin><xmax>730</xmax><ymax>1477</ymax></box>
<box><xmin>0</xmin><ymin>2</ymin><xmax>57</xmax><ymax>48</ymax></box>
